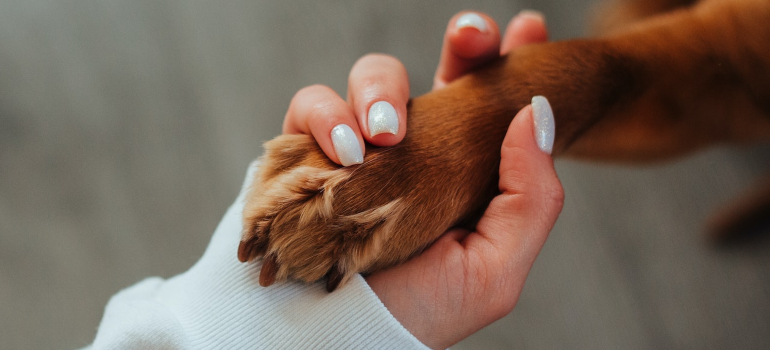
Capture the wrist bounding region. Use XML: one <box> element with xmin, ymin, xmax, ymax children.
<box><xmin>366</xmin><ymin>273</ymin><xmax>446</xmax><ymax>350</ymax></box>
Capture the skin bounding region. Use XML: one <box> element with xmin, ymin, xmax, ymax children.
<box><xmin>281</xmin><ymin>11</ymin><xmax>563</xmax><ymax>350</ymax></box>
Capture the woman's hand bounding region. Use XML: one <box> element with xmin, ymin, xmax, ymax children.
<box><xmin>365</xmin><ymin>13</ymin><xmax>560</xmax><ymax>350</ymax></box>
<box><xmin>281</xmin><ymin>11</ymin><xmax>547</xmax><ymax>166</ymax></box>
<box><xmin>282</xmin><ymin>53</ymin><xmax>409</xmax><ymax>166</ymax></box>
<box><xmin>281</xmin><ymin>10</ymin><xmax>559</xmax><ymax>350</ymax></box>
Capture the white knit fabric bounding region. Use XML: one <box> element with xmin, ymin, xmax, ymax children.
<box><xmin>85</xmin><ymin>162</ymin><xmax>430</xmax><ymax>350</ymax></box>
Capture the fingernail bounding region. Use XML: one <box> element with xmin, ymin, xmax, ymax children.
<box><xmin>456</xmin><ymin>12</ymin><xmax>488</xmax><ymax>32</ymax></box>
<box><xmin>517</xmin><ymin>10</ymin><xmax>546</xmax><ymax>24</ymax></box>
<box><xmin>531</xmin><ymin>96</ymin><xmax>555</xmax><ymax>154</ymax></box>
<box><xmin>331</xmin><ymin>124</ymin><xmax>364</xmax><ymax>166</ymax></box>
<box><xmin>368</xmin><ymin>101</ymin><xmax>399</xmax><ymax>137</ymax></box>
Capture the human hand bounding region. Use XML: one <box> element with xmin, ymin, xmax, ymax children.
<box><xmin>281</xmin><ymin>11</ymin><xmax>548</xmax><ymax>167</ymax></box>
<box><xmin>362</xmin><ymin>11</ymin><xmax>561</xmax><ymax>350</ymax></box>
<box><xmin>366</xmin><ymin>100</ymin><xmax>562</xmax><ymax>349</ymax></box>
<box><xmin>281</xmin><ymin>48</ymin><xmax>409</xmax><ymax>166</ymax></box>
<box><xmin>280</xmin><ymin>9</ymin><xmax>559</xmax><ymax>349</ymax></box>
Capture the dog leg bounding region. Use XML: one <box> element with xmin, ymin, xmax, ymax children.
<box><xmin>240</xmin><ymin>0</ymin><xmax>770</xmax><ymax>290</ymax></box>
<box><xmin>558</xmin><ymin>0</ymin><xmax>770</xmax><ymax>161</ymax></box>
<box><xmin>591</xmin><ymin>0</ymin><xmax>698</xmax><ymax>34</ymax></box>
<box><xmin>239</xmin><ymin>116</ymin><xmax>502</xmax><ymax>291</ymax></box>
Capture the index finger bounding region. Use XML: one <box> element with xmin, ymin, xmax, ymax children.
<box><xmin>347</xmin><ymin>54</ymin><xmax>409</xmax><ymax>146</ymax></box>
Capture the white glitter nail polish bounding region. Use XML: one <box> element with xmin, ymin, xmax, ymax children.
<box><xmin>331</xmin><ymin>124</ymin><xmax>364</xmax><ymax>166</ymax></box>
<box><xmin>456</xmin><ymin>13</ymin><xmax>488</xmax><ymax>32</ymax></box>
<box><xmin>532</xmin><ymin>96</ymin><xmax>555</xmax><ymax>155</ymax></box>
<box><xmin>368</xmin><ymin>101</ymin><xmax>399</xmax><ymax>137</ymax></box>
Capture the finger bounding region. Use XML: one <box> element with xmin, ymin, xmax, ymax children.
<box><xmin>283</xmin><ymin>85</ymin><xmax>365</xmax><ymax>166</ymax></box>
<box><xmin>433</xmin><ymin>11</ymin><xmax>501</xmax><ymax>90</ymax></box>
<box><xmin>468</xmin><ymin>96</ymin><xmax>563</xmax><ymax>268</ymax></box>
<box><xmin>347</xmin><ymin>54</ymin><xmax>409</xmax><ymax>146</ymax></box>
<box><xmin>500</xmin><ymin>10</ymin><xmax>549</xmax><ymax>54</ymax></box>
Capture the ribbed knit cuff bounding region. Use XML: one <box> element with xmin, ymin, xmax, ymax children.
<box><xmin>89</xmin><ymin>162</ymin><xmax>430</xmax><ymax>350</ymax></box>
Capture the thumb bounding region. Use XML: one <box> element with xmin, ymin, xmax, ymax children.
<box><xmin>472</xmin><ymin>96</ymin><xmax>563</xmax><ymax>267</ymax></box>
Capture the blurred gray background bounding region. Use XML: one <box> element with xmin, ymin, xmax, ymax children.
<box><xmin>1</xmin><ymin>0</ymin><xmax>769</xmax><ymax>349</ymax></box>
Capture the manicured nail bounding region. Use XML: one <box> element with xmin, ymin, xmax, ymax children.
<box><xmin>368</xmin><ymin>101</ymin><xmax>399</xmax><ymax>137</ymax></box>
<box><xmin>518</xmin><ymin>10</ymin><xmax>546</xmax><ymax>24</ymax></box>
<box><xmin>456</xmin><ymin>12</ymin><xmax>488</xmax><ymax>32</ymax></box>
<box><xmin>531</xmin><ymin>96</ymin><xmax>555</xmax><ymax>154</ymax></box>
<box><xmin>331</xmin><ymin>124</ymin><xmax>364</xmax><ymax>166</ymax></box>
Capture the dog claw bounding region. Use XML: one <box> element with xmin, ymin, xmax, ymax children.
<box><xmin>238</xmin><ymin>234</ymin><xmax>270</xmax><ymax>263</ymax></box>
<box><xmin>325</xmin><ymin>264</ymin><xmax>343</xmax><ymax>292</ymax></box>
<box><xmin>237</xmin><ymin>238</ymin><xmax>255</xmax><ymax>262</ymax></box>
<box><xmin>240</xmin><ymin>134</ymin><xmax>424</xmax><ymax>291</ymax></box>
<box><xmin>259</xmin><ymin>254</ymin><xmax>279</xmax><ymax>287</ymax></box>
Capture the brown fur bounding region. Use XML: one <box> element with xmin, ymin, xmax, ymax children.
<box><xmin>239</xmin><ymin>0</ymin><xmax>770</xmax><ymax>290</ymax></box>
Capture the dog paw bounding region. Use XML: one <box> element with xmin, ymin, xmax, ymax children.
<box><xmin>237</xmin><ymin>88</ymin><xmax>507</xmax><ymax>291</ymax></box>
<box><xmin>238</xmin><ymin>134</ymin><xmax>422</xmax><ymax>291</ymax></box>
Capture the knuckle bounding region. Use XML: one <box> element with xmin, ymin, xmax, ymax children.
<box><xmin>358</xmin><ymin>75</ymin><xmax>386</xmax><ymax>90</ymax></box>
<box><xmin>491</xmin><ymin>297</ymin><xmax>517</xmax><ymax>319</ymax></box>
<box><xmin>357</xmin><ymin>53</ymin><xmax>398</xmax><ymax>67</ymax></box>
<box><xmin>540</xmin><ymin>180</ymin><xmax>565</xmax><ymax>214</ymax></box>
<box><xmin>353</xmin><ymin>55</ymin><xmax>408</xmax><ymax>81</ymax></box>
<box><xmin>294</xmin><ymin>84</ymin><xmax>333</xmax><ymax>100</ymax></box>
<box><xmin>350</xmin><ymin>55</ymin><xmax>409</xmax><ymax>102</ymax></box>
<box><xmin>289</xmin><ymin>85</ymin><xmax>346</xmax><ymax>126</ymax></box>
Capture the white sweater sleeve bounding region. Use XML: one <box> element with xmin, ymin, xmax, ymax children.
<box><xmin>86</xmin><ymin>162</ymin><xmax>430</xmax><ymax>350</ymax></box>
